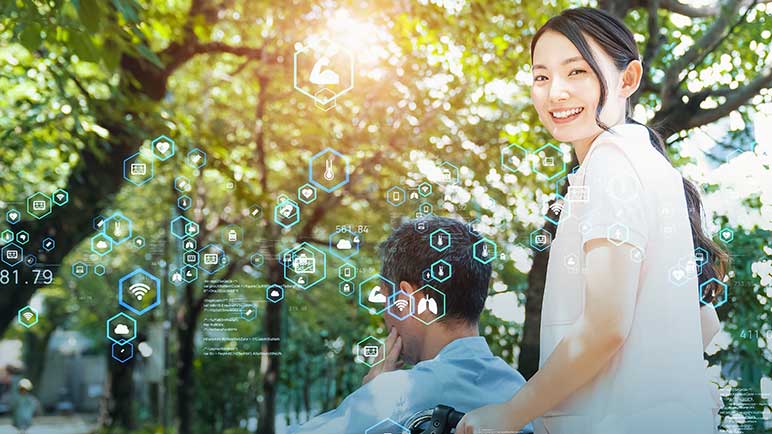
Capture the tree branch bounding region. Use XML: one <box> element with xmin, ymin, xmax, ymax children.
<box><xmin>686</xmin><ymin>62</ymin><xmax>772</xmax><ymax>129</ymax></box>
<box><xmin>662</xmin><ymin>0</ymin><xmax>744</xmax><ymax>99</ymax></box>
<box><xmin>658</xmin><ymin>0</ymin><xmax>770</xmax><ymax>17</ymax></box>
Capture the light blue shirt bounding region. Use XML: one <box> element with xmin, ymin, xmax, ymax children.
<box><xmin>288</xmin><ymin>336</ymin><xmax>533</xmax><ymax>434</ymax></box>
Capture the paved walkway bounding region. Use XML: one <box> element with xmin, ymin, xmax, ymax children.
<box><xmin>0</xmin><ymin>415</ymin><xmax>96</xmax><ymax>434</ymax></box>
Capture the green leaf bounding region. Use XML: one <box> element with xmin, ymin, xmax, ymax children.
<box><xmin>112</xmin><ymin>0</ymin><xmax>139</xmax><ymax>23</ymax></box>
<box><xmin>135</xmin><ymin>43</ymin><xmax>164</xmax><ymax>69</ymax></box>
<box><xmin>78</xmin><ymin>0</ymin><xmax>102</xmax><ymax>33</ymax></box>
<box><xmin>19</xmin><ymin>23</ymin><xmax>42</xmax><ymax>52</ymax></box>
<box><xmin>69</xmin><ymin>31</ymin><xmax>101</xmax><ymax>63</ymax></box>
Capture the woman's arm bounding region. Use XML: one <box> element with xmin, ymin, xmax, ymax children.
<box><xmin>700</xmin><ymin>304</ymin><xmax>720</xmax><ymax>350</ymax></box>
<box><xmin>457</xmin><ymin>239</ymin><xmax>640</xmax><ymax>432</ymax></box>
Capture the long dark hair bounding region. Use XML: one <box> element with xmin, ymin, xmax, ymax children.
<box><xmin>530</xmin><ymin>7</ymin><xmax>729</xmax><ymax>304</ymax></box>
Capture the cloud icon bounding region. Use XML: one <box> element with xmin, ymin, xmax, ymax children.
<box><xmin>114</xmin><ymin>324</ymin><xmax>130</xmax><ymax>335</ymax></box>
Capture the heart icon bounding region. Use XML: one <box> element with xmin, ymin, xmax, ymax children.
<box><xmin>9</xmin><ymin>212</ymin><xmax>18</xmax><ymax>221</ymax></box>
<box><xmin>672</xmin><ymin>269</ymin><xmax>685</xmax><ymax>280</ymax></box>
<box><xmin>721</xmin><ymin>231</ymin><xmax>730</xmax><ymax>239</ymax></box>
<box><xmin>302</xmin><ymin>188</ymin><xmax>313</xmax><ymax>198</ymax></box>
<box><xmin>156</xmin><ymin>141</ymin><xmax>170</xmax><ymax>154</ymax></box>
<box><xmin>191</xmin><ymin>154</ymin><xmax>202</xmax><ymax>163</ymax></box>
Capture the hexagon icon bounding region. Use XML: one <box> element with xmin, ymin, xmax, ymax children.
<box><xmin>15</xmin><ymin>231</ymin><xmax>29</xmax><ymax>245</ymax></box>
<box><xmin>417</xmin><ymin>202</ymin><xmax>433</xmax><ymax>216</ymax></box>
<box><xmin>6</xmin><ymin>209</ymin><xmax>21</xmax><ymax>225</ymax></box>
<box><xmin>151</xmin><ymin>134</ymin><xmax>175</xmax><ymax>161</ymax></box>
<box><xmin>266</xmin><ymin>284</ymin><xmax>285</xmax><ymax>303</ymax></box>
<box><xmin>338</xmin><ymin>263</ymin><xmax>356</xmax><ymax>281</ymax></box>
<box><xmin>174</xmin><ymin>176</ymin><xmax>192</xmax><ymax>193</ymax></box>
<box><xmin>314</xmin><ymin>88</ymin><xmax>337</xmax><ymax>111</ymax></box>
<box><xmin>112</xmin><ymin>342</ymin><xmax>134</xmax><ymax>363</ymax></box>
<box><xmin>94</xmin><ymin>264</ymin><xmax>106</xmax><ymax>276</ymax></box>
<box><xmin>718</xmin><ymin>227</ymin><xmax>734</xmax><ymax>243</ymax></box>
<box><xmin>293</xmin><ymin>37</ymin><xmax>354</xmax><ymax>106</ymax></box>
<box><xmin>26</xmin><ymin>192</ymin><xmax>52</xmax><ymax>220</ymax></box>
<box><xmin>248</xmin><ymin>204</ymin><xmax>263</xmax><ymax>219</ymax></box>
<box><xmin>2</xmin><ymin>243</ymin><xmax>23</xmax><ymax>267</ymax></box>
<box><xmin>297</xmin><ymin>183</ymin><xmax>318</xmax><ymax>205</ymax></box>
<box><xmin>386</xmin><ymin>186</ymin><xmax>406</xmax><ymax>207</ymax></box>
<box><xmin>386</xmin><ymin>289</ymin><xmax>415</xmax><ymax>321</ymax></box>
<box><xmin>250</xmin><ymin>253</ymin><xmax>264</xmax><ymax>268</ymax></box>
<box><xmin>177</xmin><ymin>195</ymin><xmax>192</xmax><ymax>211</ymax></box>
<box><xmin>118</xmin><ymin>268</ymin><xmax>161</xmax><ymax>316</ymax></box>
<box><xmin>281</xmin><ymin>242</ymin><xmax>327</xmax><ymax>290</ymax></box>
<box><xmin>123</xmin><ymin>151</ymin><xmax>155</xmax><ymax>186</ymax></box>
<box><xmin>309</xmin><ymin>147</ymin><xmax>351</xmax><ymax>193</ymax></box>
<box><xmin>274</xmin><ymin>199</ymin><xmax>301</xmax><ymax>229</ymax></box>
<box><xmin>41</xmin><ymin>237</ymin><xmax>55</xmax><ymax>252</ymax></box>
<box><xmin>531</xmin><ymin>143</ymin><xmax>567</xmax><ymax>181</ymax></box>
<box><xmin>439</xmin><ymin>162</ymin><xmax>460</xmax><ymax>185</ymax></box>
<box><xmin>418</xmin><ymin>182</ymin><xmax>433</xmax><ymax>197</ymax></box>
<box><xmin>0</xmin><ymin>229</ymin><xmax>13</xmax><ymax>245</ymax></box>
<box><xmin>355</xmin><ymin>335</ymin><xmax>385</xmax><ymax>368</ymax></box>
<box><xmin>71</xmin><ymin>261</ymin><xmax>88</xmax><ymax>278</ymax></box>
<box><xmin>17</xmin><ymin>306</ymin><xmax>38</xmax><ymax>328</ymax></box>
<box><xmin>51</xmin><ymin>188</ymin><xmax>68</xmax><ymax>206</ymax></box>
<box><xmin>90</xmin><ymin>233</ymin><xmax>114</xmax><ymax>257</ymax></box>
<box><xmin>473</xmin><ymin>238</ymin><xmax>497</xmax><ymax>264</ymax></box>
<box><xmin>530</xmin><ymin>228</ymin><xmax>552</xmax><ymax>252</ymax></box>
<box><xmin>430</xmin><ymin>259</ymin><xmax>452</xmax><ymax>283</ymax></box>
<box><xmin>198</xmin><ymin>244</ymin><xmax>228</xmax><ymax>275</ymax></box>
<box><xmin>501</xmin><ymin>142</ymin><xmax>529</xmax><ymax>173</ymax></box>
<box><xmin>365</xmin><ymin>418</ymin><xmax>409</xmax><ymax>434</ymax></box>
<box><xmin>606</xmin><ymin>223</ymin><xmax>630</xmax><ymax>247</ymax></box>
<box><xmin>328</xmin><ymin>228</ymin><xmax>361</xmax><ymax>261</ymax></box>
<box><xmin>410</xmin><ymin>285</ymin><xmax>447</xmax><ymax>325</ymax></box>
<box><xmin>241</xmin><ymin>304</ymin><xmax>258</xmax><ymax>321</ymax></box>
<box><xmin>187</xmin><ymin>148</ymin><xmax>207</xmax><ymax>169</ymax></box>
<box><xmin>181</xmin><ymin>265</ymin><xmax>198</xmax><ymax>283</ymax></box>
<box><xmin>430</xmin><ymin>229</ymin><xmax>451</xmax><ymax>252</ymax></box>
<box><xmin>221</xmin><ymin>224</ymin><xmax>243</xmax><ymax>246</ymax></box>
<box><xmin>358</xmin><ymin>274</ymin><xmax>395</xmax><ymax>315</ymax></box>
<box><xmin>700</xmin><ymin>278</ymin><xmax>729</xmax><ymax>308</ymax></box>
<box><xmin>103</xmin><ymin>212</ymin><xmax>133</xmax><ymax>245</ymax></box>
<box><xmin>106</xmin><ymin>312</ymin><xmax>137</xmax><ymax>344</ymax></box>
<box><xmin>170</xmin><ymin>216</ymin><xmax>196</xmax><ymax>239</ymax></box>
<box><xmin>694</xmin><ymin>247</ymin><xmax>709</xmax><ymax>270</ymax></box>
<box><xmin>339</xmin><ymin>280</ymin><xmax>355</xmax><ymax>296</ymax></box>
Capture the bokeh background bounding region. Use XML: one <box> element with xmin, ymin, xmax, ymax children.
<box><xmin>0</xmin><ymin>0</ymin><xmax>771</xmax><ymax>433</ymax></box>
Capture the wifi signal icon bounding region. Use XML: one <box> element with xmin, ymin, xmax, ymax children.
<box><xmin>22</xmin><ymin>312</ymin><xmax>34</xmax><ymax>321</ymax></box>
<box><xmin>129</xmin><ymin>283</ymin><xmax>151</xmax><ymax>301</ymax></box>
<box><xmin>393</xmin><ymin>299</ymin><xmax>409</xmax><ymax>312</ymax></box>
<box><xmin>549</xmin><ymin>201</ymin><xmax>564</xmax><ymax>216</ymax></box>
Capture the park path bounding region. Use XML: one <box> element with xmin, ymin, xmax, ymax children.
<box><xmin>0</xmin><ymin>415</ymin><xmax>96</xmax><ymax>434</ymax></box>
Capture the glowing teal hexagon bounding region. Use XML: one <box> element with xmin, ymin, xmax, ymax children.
<box><xmin>531</xmin><ymin>143</ymin><xmax>567</xmax><ymax>181</ymax></box>
<box><xmin>308</xmin><ymin>148</ymin><xmax>351</xmax><ymax>193</ymax></box>
<box><xmin>501</xmin><ymin>142</ymin><xmax>529</xmax><ymax>173</ymax></box>
<box><xmin>358</xmin><ymin>274</ymin><xmax>395</xmax><ymax>315</ymax></box>
<box><xmin>281</xmin><ymin>242</ymin><xmax>326</xmax><ymax>290</ymax></box>
<box><xmin>700</xmin><ymin>278</ymin><xmax>729</xmax><ymax>308</ymax></box>
<box><xmin>151</xmin><ymin>134</ymin><xmax>175</xmax><ymax>161</ymax></box>
<box><xmin>473</xmin><ymin>237</ymin><xmax>497</xmax><ymax>264</ymax></box>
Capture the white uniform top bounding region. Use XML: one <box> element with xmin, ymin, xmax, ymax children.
<box><xmin>534</xmin><ymin>124</ymin><xmax>717</xmax><ymax>434</ymax></box>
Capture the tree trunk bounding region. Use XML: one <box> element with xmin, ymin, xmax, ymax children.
<box><xmin>100</xmin><ymin>347</ymin><xmax>136</xmax><ymax>430</ymax></box>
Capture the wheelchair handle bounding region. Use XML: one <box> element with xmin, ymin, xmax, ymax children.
<box><xmin>421</xmin><ymin>404</ymin><xmax>465</xmax><ymax>434</ymax></box>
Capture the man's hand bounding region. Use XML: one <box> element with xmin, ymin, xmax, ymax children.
<box><xmin>362</xmin><ymin>327</ymin><xmax>403</xmax><ymax>385</ymax></box>
<box><xmin>455</xmin><ymin>401</ymin><xmax>523</xmax><ymax>434</ymax></box>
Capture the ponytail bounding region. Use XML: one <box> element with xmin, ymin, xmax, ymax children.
<box><xmin>627</xmin><ymin>118</ymin><xmax>731</xmax><ymax>305</ymax></box>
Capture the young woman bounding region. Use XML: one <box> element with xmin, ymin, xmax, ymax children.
<box><xmin>456</xmin><ymin>8</ymin><xmax>728</xmax><ymax>434</ymax></box>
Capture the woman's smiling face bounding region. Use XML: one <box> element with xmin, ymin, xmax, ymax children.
<box><xmin>530</xmin><ymin>30</ymin><xmax>627</xmax><ymax>146</ymax></box>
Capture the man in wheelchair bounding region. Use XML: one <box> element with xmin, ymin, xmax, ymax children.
<box><xmin>288</xmin><ymin>216</ymin><xmax>534</xmax><ymax>434</ymax></box>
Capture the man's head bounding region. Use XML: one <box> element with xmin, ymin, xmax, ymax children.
<box><xmin>378</xmin><ymin>216</ymin><xmax>492</xmax><ymax>365</ymax></box>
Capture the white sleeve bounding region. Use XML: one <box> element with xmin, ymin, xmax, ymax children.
<box><xmin>578</xmin><ymin>141</ymin><xmax>649</xmax><ymax>253</ymax></box>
